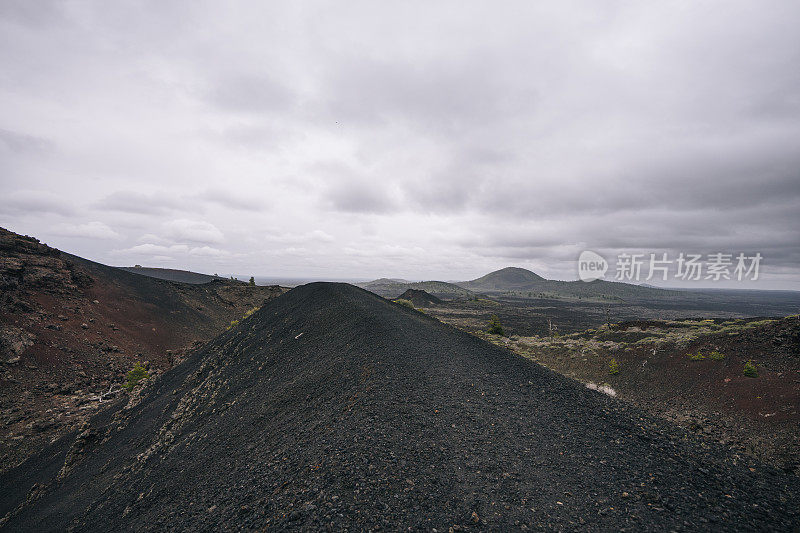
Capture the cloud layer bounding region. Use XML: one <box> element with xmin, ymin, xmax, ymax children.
<box><xmin>1</xmin><ymin>1</ymin><xmax>798</xmax><ymax>288</ymax></box>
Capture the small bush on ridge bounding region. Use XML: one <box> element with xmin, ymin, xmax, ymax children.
<box><xmin>487</xmin><ymin>315</ymin><xmax>504</xmax><ymax>335</ymax></box>
<box><xmin>123</xmin><ymin>362</ymin><xmax>149</xmax><ymax>391</ymax></box>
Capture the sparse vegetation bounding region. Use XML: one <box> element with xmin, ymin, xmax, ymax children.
<box><xmin>609</xmin><ymin>358</ymin><xmax>620</xmax><ymax>375</ymax></box>
<box><xmin>709</xmin><ymin>350</ymin><xmax>726</xmax><ymax>360</ymax></box>
<box><xmin>395</xmin><ymin>298</ymin><xmax>414</xmax><ymax>309</ymax></box>
<box><xmin>227</xmin><ymin>306</ymin><xmax>260</xmax><ymax>330</ymax></box>
<box><xmin>689</xmin><ymin>352</ymin><xmax>706</xmax><ymax>361</ymax></box>
<box><xmin>743</xmin><ymin>360</ymin><xmax>758</xmax><ymax>378</ymax></box>
<box><xmin>122</xmin><ymin>362</ymin><xmax>149</xmax><ymax>391</ymax></box>
<box><xmin>249</xmin><ymin>276</ymin><xmax>256</xmax><ymax>286</ymax></box>
<box><xmin>487</xmin><ymin>314</ymin><xmax>504</xmax><ymax>335</ymax></box>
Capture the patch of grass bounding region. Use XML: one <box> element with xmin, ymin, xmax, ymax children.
<box><xmin>122</xmin><ymin>362</ymin><xmax>149</xmax><ymax>391</ymax></box>
<box><xmin>487</xmin><ymin>314</ymin><xmax>504</xmax><ymax>336</ymax></box>
<box><xmin>746</xmin><ymin>319</ymin><xmax>777</xmax><ymax>328</ymax></box>
<box><xmin>226</xmin><ymin>306</ymin><xmax>261</xmax><ymax>331</ymax></box>
<box><xmin>743</xmin><ymin>360</ymin><xmax>758</xmax><ymax>378</ymax></box>
<box><xmin>688</xmin><ymin>352</ymin><xmax>706</xmax><ymax>361</ymax></box>
<box><xmin>394</xmin><ymin>298</ymin><xmax>415</xmax><ymax>309</ymax></box>
<box><xmin>708</xmin><ymin>350</ymin><xmax>726</xmax><ymax>360</ymax></box>
<box><xmin>609</xmin><ymin>358</ymin><xmax>620</xmax><ymax>375</ymax></box>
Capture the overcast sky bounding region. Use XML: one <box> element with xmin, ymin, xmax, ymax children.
<box><xmin>1</xmin><ymin>1</ymin><xmax>798</xmax><ymax>288</ymax></box>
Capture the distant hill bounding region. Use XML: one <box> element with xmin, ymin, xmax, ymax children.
<box><xmin>396</xmin><ymin>288</ymin><xmax>442</xmax><ymax>307</ymax></box>
<box><xmin>455</xmin><ymin>266</ymin><xmax>683</xmax><ymax>301</ymax></box>
<box><xmin>368</xmin><ymin>277</ymin><xmax>411</xmax><ymax>284</ymax></box>
<box><xmin>359</xmin><ymin>279</ymin><xmax>473</xmax><ymax>299</ymax></box>
<box><xmin>459</xmin><ymin>267</ymin><xmax>545</xmax><ymax>291</ymax></box>
<box><xmin>117</xmin><ymin>266</ymin><xmax>230</xmax><ymax>284</ymax></box>
<box><xmin>519</xmin><ymin>279</ymin><xmax>675</xmax><ymax>301</ymax></box>
<box><xmin>361</xmin><ymin>267</ymin><xmax>676</xmax><ymax>301</ymax></box>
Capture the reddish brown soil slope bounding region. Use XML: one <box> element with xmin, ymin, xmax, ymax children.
<box><xmin>473</xmin><ymin>316</ymin><xmax>800</xmax><ymax>472</ymax></box>
<box><xmin>0</xmin><ymin>227</ymin><xmax>287</xmax><ymax>471</ymax></box>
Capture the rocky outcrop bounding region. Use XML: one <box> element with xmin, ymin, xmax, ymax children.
<box><xmin>0</xmin><ymin>228</ymin><xmax>92</xmax><ymax>298</ymax></box>
<box><xmin>0</xmin><ymin>326</ymin><xmax>35</xmax><ymax>363</ymax></box>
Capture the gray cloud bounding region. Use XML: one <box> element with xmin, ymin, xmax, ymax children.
<box><xmin>207</xmin><ymin>74</ymin><xmax>295</xmax><ymax>114</ymax></box>
<box><xmin>194</xmin><ymin>189</ymin><xmax>264</xmax><ymax>212</ymax></box>
<box><xmin>0</xmin><ymin>0</ymin><xmax>63</xmax><ymax>27</ymax></box>
<box><xmin>0</xmin><ymin>1</ymin><xmax>798</xmax><ymax>288</ymax></box>
<box><xmin>325</xmin><ymin>180</ymin><xmax>398</xmax><ymax>214</ymax></box>
<box><xmin>1</xmin><ymin>190</ymin><xmax>75</xmax><ymax>217</ymax></box>
<box><xmin>50</xmin><ymin>221</ymin><xmax>121</xmax><ymax>240</ymax></box>
<box><xmin>94</xmin><ymin>192</ymin><xmax>187</xmax><ymax>215</ymax></box>
<box><xmin>0</xmin><ymin>129</ymin><xmax>54</xmax><ymax>154</ymax></box>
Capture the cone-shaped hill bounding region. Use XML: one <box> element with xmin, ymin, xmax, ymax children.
<box><xmin>396</xmin><ymin>288</ymin><xmax>442</xmax><ymax>307</ymax></box>
<box><xmin>460</xmin><ymin>266</ymin><xmax>546</xmax><ymax>291</ymax></box>
<box><xmin>2</xmin><ymin>283</ymin><xmax>797</xmax><ymax>531</ymax></box>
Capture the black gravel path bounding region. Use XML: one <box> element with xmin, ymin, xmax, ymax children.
<box><xmin>1</xmin><ymin>283</ymin><xmax>798</xmax><ymax>531</ymax></box>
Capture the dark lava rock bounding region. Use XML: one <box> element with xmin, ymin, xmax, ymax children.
<box><xmin>0</xmin><ymin>283</ymin><xmax>797</xmax><ymax>531</ymax></box>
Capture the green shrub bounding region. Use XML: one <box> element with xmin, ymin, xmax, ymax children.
<box><xmin>487</xmin><ymin>315</ymin><xmax>504</xmax><ymax>335</ymax></box>
<box><xmin>689</xmin><ymin>352</ymin><xmax>706</xmax><ymax>361</ymax></box>
<box><xmin>226</xmin><ymin>306</ymin><xmax>261</xmax><ymax>331</ymax></box>
<box><xmin>123</xmin><ymin>362</ymin><xmax>149</xmax><ymax>391</ymax></box>
<box><xmin>743</xmin><ymin>360</ymin><xmax>758</xmax><ymax>378</ymax></box>
<box><xmin>609</xmin><ymin>358</ymin><xmax>620</xmax><ymax>375</ymax></box>
<box><xmin>395</xmin><ymin>298</ymin><xmax>415</xmax><ymax>309</ymax></box>
<box><xmin>708</xmin><ymin>350</ymin><xmax>726</xmax><ymax>360</ymax></box>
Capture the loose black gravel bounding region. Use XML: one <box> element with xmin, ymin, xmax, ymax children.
<box><xmin>2</xmin><ymin>283</ymin><xmax>798</xmax><ymax>531</ymax></box>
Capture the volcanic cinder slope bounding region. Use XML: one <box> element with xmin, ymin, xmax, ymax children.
<box><xmin>2</xmin><ymin>283</ymin><xmax>797</xmax><ymax>531</ymax></box>
<box><xmin>117</xmin><ymin>266</ymin><xmax>227</xmax><ymax>284</ymax></box>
